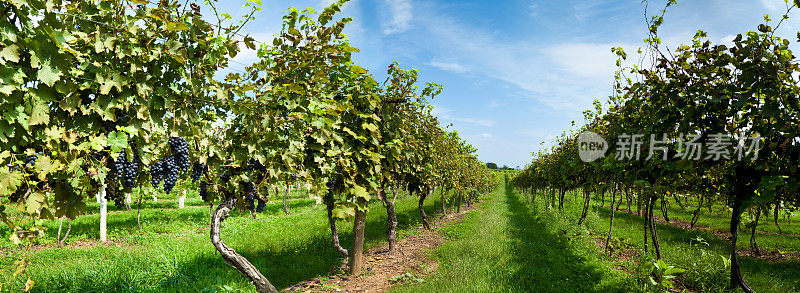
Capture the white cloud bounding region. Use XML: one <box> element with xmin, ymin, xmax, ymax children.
<box><xmin>383</xmin><ymin>0</ymin><xmax>412</xmax><ymax>35</ymax></box>
<box><xmin>482</xmin><ymin>133</ymin><xmax>493</xmax><ymax>138</ymax></box>
<box><xmin>426</xmin><ymin>60</ymin><xmax>468</xmax><ymax>73</ymax></box>
<box><xmin>760</xmin><ymin>0</ymin><xmax>785</xmax><ymax>12</ymax></box>
<box><xmin>418</xmin><ymin>12</ymin><xmax>627</xmax><ymax>114</ymax></box>
<box><xmin>488</xmin><ymin>100</ymin><xmax>507</xmax><ymax>108</ymax></box>
<box><xmin>320</xmin><ymin>0</ymin><xmax>336</xmax><ymax>7</ymax></box>
<box><xmin>528</xmin><ymin>3</ymin><xmax>539</xmax><ymax>16</ymax></box>
<box><xmin>543</xmin><ymin>43</ymin><xmax>618</xmax><ymax>80</ymax></box>
<box><xmin>432</xmin><ymin>105</ymin><xmax>495</xmax><ymax>127</ymax></box>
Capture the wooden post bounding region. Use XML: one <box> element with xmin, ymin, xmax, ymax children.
<box><xmin>349</xmin><ymin>197</ymin><xmax>368</xmax><ymax>275</ymax></box>
<box><xmin>99</xmin><ymin>184</ymin><xmax>107</xmax><ymax>243</ymax></box>
<box><xmin>179</xmin><ymin>189</ymin><xmax>186</xmax><ymax>209</ymax></box>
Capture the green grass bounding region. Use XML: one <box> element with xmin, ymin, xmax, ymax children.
<box><xmin>397</xmin><ymin>179</ymin><xmax>634</xmax><ymax>292</ymax></box>
<box><xmin>551</xmin><ymin>191</ymin><xmax>800</xmax><ymax>292</ymax></box>
<box><xmin>0</xmin><ymin>186</ymin><xmax>314</xmax><ymax>249</ymax></box>
<box><xmin>639</xmin><ymin>197</ymin><xmax>800</xmax><ymax>252</ymax></box>
<box><xmin>0</xmin><ymin>189</ymin><xmax>448</xmax><ymax>292</ymax></box>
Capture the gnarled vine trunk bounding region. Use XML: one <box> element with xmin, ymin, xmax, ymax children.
<box><xmin>773</xmin><ymin>203</ymin><xmax>782</xmax><ymax>234</ymax></box>
<box><xmin>283</xmin><ymin>182</ymin><xmax>291</xmax><ymax>215</ymax></box>
<box><xmin>691</xmin><ymin>195</ymin><xmax>704</xmax><ymax>228</ymax></box>
<box><xmin>456</xmin><ymin>192</ymin><xmax>462</xmax><ymax>213</ymax></box>
<box><xmin>730</xmin><ymin>199</ymin><xmax>754</xmax><ymax>293</ymax></box>
<box><xmin>382</xmin><ymin>183</ymin><xmax>399</xmax><ymax>252</ymax></box>
<box><xmin>324</xmin><ymin>191</ymin><xmax>349</xmax><ymax>268</ymax></box>
<box><xmin>672</xmin><ymin>193</ymin><xmax>685</xmax><ymax>210</ymax></box>
<box><xmin>729</xmin><ymin>167</ymin><xmax>756</xmax><ymax>293</ymax></box>
<box><xmin>57</xmin><ymin>218</ymin><xmax>71</xmax><ymax>247</ymax></box>
<box><xmin>605</xmin><ymin>186</ymin><xmax>617</xmax><ymax>255</ymax></box>
<box><xmin>577</xmin><ymin>188</ymin><xmax>591</xmax><ymax>225</ymax></box>
<box><xmin>648</xmin><ymin>193</ymin><xmax>662</xmax><ymax>260</ymax></box>
<box><xmin>750</xmin><ymin>206</ymin><xmax>761</xmax><ymax>255</ymax></box>
<box><xmin>419</xmin><ymin>187</ymin><xmax>431</xmax><ymax>229</ymax></box>
<box><xmin>210</xmin><ymin>196</ymin><xmax>278</xmax><ymax>293</ymax></box>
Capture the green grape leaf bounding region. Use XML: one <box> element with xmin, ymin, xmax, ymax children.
<box><xmin>107</xmin><ymin>131</ymin><xmax>129</xmax><ymax>154</ymax></box>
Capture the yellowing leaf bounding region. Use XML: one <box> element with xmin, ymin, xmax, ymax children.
<box><xmin>350</xmin><ymin>185</ymin><xmax>371</xmax><ymax>201</ymax></box>
<box><xmin>26</xmin><ymin>192</ymin><xmax>45</xmax><ymax>214</ymax></box>
<box><xmin>0</xmin><ymin>44</ymin><xmax>20</xmax><ymax>64</ymax></box>
<box><xmin>28</xmin><ymin>99</ymin><xmax>49</xmax><ymax>126</ymax></box>
<box><xmin>44</xmin><ymin>126</ymin><xmax>63</xmax><ymax>143</ymax></box>
<box><xmin>37</xmin><ymin>63</ymin><xmax>61</xmax><ymax>87</ymax></box>
<box><xmin>9</xmin><ymin>233</ymin><xmax>20</xmax><ymax>245</ymax></box>
<box><xmin>33</xmin><ymin>156</ymin><xmax>55</xmax><ymax>181</ymax></box>
<box><xmin>0</xmin><ymin>168</ymin><xmax>23</xmax><ymax>195</ymax></box>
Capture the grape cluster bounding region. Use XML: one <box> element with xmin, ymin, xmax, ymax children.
<box><xmin>255</xmin><ymin>197</ymin><xmax>266</xmax><ymax>213</ymax></box>
<box><xmin>8</xmin><ymin>164</ymin><xmax>22</xmax><ymax>173</ymax></box>
<box><xmin>249</xmin><ymin>159</ymin><xmax>266</xmax><ymax>173</ymax></box>
<box><xmin>150</xmin><ymin>160</ymin><xmax>164</xmax><ymax>188</ymax></box>
<box><xmin>326</xmin><ymin>177</ymin><xmax>340</xmax><ymax>191</ymax></box>
<box><xmin>110</xmin><ymin>151</ymin><xmax>125</xmax><ymax>181</ymax></box>
<box><xmin>107</xmin><ymin>145</ymin><xmax>140</xmax><ymax>189</ymax></box>
<box><xmin>219</xmin><ymin>166</ymin><xmax>232</xmax><ymax>182</ymax></box>
<box><xmin>149</xmin><ymin>137</ymin><xmax>193</xmax><ymax>194</ymax></box>
<box><xmin>25</xmin><ymin>152</ymin><xmax>42</xmax><ymax>166</ymax></box>
<box><xmin>199</xmin><ymin>180</ymin><xmax>210</xmax><ymax>202</ymax></box>
<box><xmin>240</xmin><ymin>180</ymin><xmax>256</xmax><ymax>211</ymax></box>
<box><xmin>162</xmin><ymin>156</ymin><xmax>180</xmax><ymax>194</ymax></box>
<box><xmin>5</xmin><ymin>151</ymin><xmax>48</xmax><ymax>203</ymax></box>
<box><xmin>169</xmin><ymin>137</ymin><xmax>191</xmax><ymax>171</ymax></box>
<box><xmin>191</xmin><ymin>161</ymin><xmax>207</xmax><ymax>182</ymax></box>
<box><xmin>123</xmin><ymin>145</ymin><xmax>139</xmax><ymax>188</ymax></box>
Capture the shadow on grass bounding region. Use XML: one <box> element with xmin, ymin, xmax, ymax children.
<box><xmin>591</xmin><ymin>205</ymin><xmax>800</xmax><ymax>291</ymax></box>
<box><xmin>27</xmin><ymin>196</ymin><xmax>447</xmax><ymax>292</ymax></box>
<box><xmin>38</xmin><ymin>200</ymin><xmax>318</xmax><ymax>240</ymax></box>
<box><xmin>503</xmin><ymin>191</ymin><xmax>624</xmax><ymax>292</ymax></box>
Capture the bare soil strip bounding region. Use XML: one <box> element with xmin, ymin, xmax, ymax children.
<box><xmin>283</xmin><ymin>202</ymin><xmax>484</xmax><ymax>293</ymax></box>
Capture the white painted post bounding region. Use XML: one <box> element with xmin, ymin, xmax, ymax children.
<box><xmin>179</xmin><ymin>189</ymin><xmax>186</xmax><ymax>209</ymax></box>
<box><xmin>99</xmin><ymin>184</ymin><xmax>107</xmax><ymax>243</ymax></box>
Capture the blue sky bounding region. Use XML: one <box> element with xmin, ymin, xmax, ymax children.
<box><xmin>215</xmin><ymin>0</ymin><xmax>800</xmax><ymax>169</ymax></box>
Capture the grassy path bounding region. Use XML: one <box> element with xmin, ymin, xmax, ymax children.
<box><xmin>397</xmin><ymin>179</ymin><xmax>631</xmax><ymax>292</ymax></box>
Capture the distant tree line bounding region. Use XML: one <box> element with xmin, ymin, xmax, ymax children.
<box><xmin>485</xmin><ymin>163</ymin><xmax>516</xmax><ymax>170</ymax></box>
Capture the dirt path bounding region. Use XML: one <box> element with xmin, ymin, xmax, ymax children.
<box><xmin>283</xmin><ymin>202</ymin><xmax>483</xmax><ymax>293</ymax></box>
